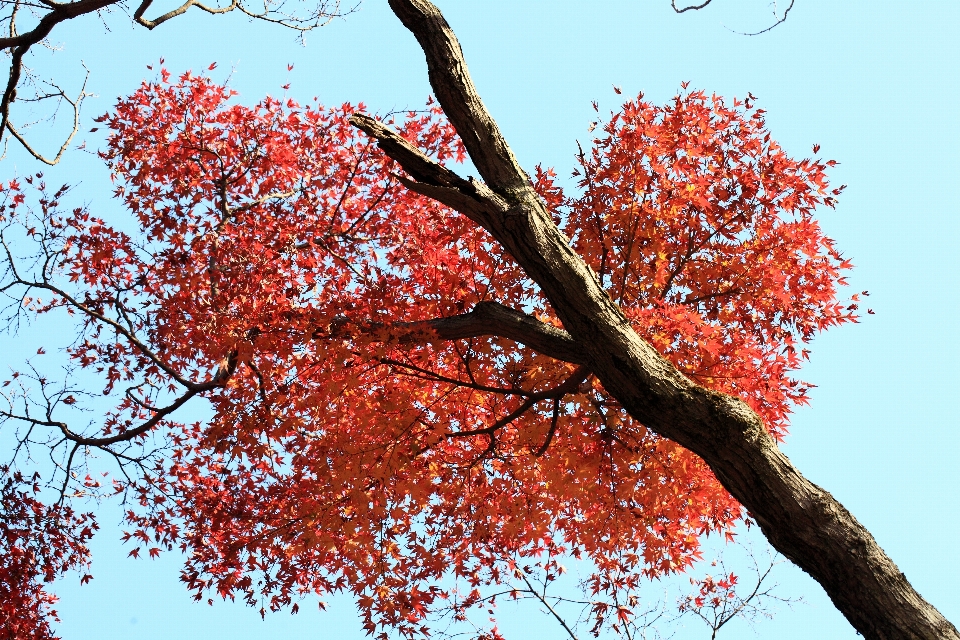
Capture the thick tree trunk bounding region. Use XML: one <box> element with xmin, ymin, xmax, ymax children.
<box><xmin>366</xmin><ymin>1</ymin><xmax>960</xmax><ymax>638</ymax></box>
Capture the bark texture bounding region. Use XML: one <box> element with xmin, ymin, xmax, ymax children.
<box><xmin>325</xmin><ymin>293</ymin><xmax>588</xmax><ymax>365</ymax></box>
<box><xmin>358</xmin><ymin>1</ymin><xmax>960</xmax><ymax>638</ymax></box>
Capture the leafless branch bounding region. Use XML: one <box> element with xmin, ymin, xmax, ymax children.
<box><xmin>673</xmin><ymin>0</ymin><xmax>795</xmax><ymax>35</ymax></box>
<box><xmin>736</xmin><ymin>0</ymin><xmax>795</xmax><ymax>36</ymax></box>
<box><xmin>672</xmin><ymin>0</ymin><xmax>713</xmax><ymax>13</ymax></box>
<box><xmin>4</xmin><ymin>66</ymin><xmax>91</xmax><ymax>165</ymax></box>
<box><xmin>0</xmin><ymin>0</ymin><xmax>354</xmax><ymax>162</ymax></box>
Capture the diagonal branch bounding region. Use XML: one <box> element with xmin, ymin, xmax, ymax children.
<box><xmin>5</xmin><ymin>68</ymin><xmax>91</xmax><ymax>165</ymax></box>
<box><xmin>0</xmin><ymin>349</ymin><xmax>238</xmax><ymax>449</ymax></box>
<box><xmin>736</xmin><ymin>0</ymin><xmax>795</xmax><ymax>36</ymax></box>
<box><xmin>349</xmin><ymin>113</ymin><xmax>506</xmax><ymax>231</ymax></box>
<box><xmin>366</xmin><ymin>2</ymin><xmax>960</xmax><ymax>639</ymax></box>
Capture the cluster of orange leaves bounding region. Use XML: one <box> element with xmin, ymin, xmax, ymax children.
<box><xmin>1</xmin><ymin>70</ymin><xmax>856</xmax><ymax>638</ymax></box>
<box><xmin>541</xmin><ymin>89</ymin><xmax>857</xmax><ymax>439</ymax></box>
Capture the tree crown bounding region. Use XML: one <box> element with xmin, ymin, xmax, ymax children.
<box><xmin>1</xmin><ymin>69</ymin><xmax>855</xmax><ymax>638</ymax></box>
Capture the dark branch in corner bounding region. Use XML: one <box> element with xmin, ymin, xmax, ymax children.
<box><xmin>0</xmin><ymin>0</ymin><xmax>352</xmax><ymax>163</ymax></box>
<box><xmin>0</xmin><ymin>0</ymin><xmax>117</xmax><ymax>165</ymax></box>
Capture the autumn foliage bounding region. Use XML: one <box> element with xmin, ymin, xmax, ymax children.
<box><xmin>0</xmin><ymin>469</ymin><xmax>95</xmax><ymax>640</ymax></box>
<box><xmin>0</xmin><ymin>70</ymin><xmax>855</xmax><ymax>638</ymax></box>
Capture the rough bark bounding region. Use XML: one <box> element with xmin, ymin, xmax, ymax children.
<box><xmin>357</xmin><ymin>1</ymin><xmax>960</xmax><ymax>638</ymax></box>
<box><xmin>324</xmin><ymin>295</ymin><xmax>588</xmax><ymax>365</ymax></box>
<box><xmin>418</xmin><ymin>301</ymin><xmax>587</xmax><ymax>365</ymax></box>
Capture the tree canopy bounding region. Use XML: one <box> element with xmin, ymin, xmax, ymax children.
<box><xmin>0</xmin><ymin>2</ymin><xmax>957</xmax><ymax>640</ymax></box>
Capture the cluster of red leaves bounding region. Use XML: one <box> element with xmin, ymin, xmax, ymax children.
<box><xmin>1</xmin><ymin>71</ymin><xmax>855</xmax><ymax>639</ymax></box>
<box><xmin>679</xmin><ymin>570</ymin><xmax>739</xmax><ymax>613</ymax></box>
<box><xmin>0</xmin><ymin>468</ymin><xmax>96</xmax><ymax>640</ymax></box>
<box><xmin>537</xmin><ymin>90</ymin><xmax>857</xmax><ymax>438</ymax></box>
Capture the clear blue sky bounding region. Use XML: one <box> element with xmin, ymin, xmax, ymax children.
<box><xmin>1</xmin><ymin>0</ymin><xmax>958</xmax><ymax>638</ymax></box>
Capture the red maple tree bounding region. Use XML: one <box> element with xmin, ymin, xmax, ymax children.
<box><xmin>0</xmin><ymin>66</ymin><xmax>857</xmax><ymax>639</ymax></box>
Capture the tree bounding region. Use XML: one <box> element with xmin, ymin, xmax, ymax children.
<box><xmin>0</xmin><ymin>1</ymin><xmax>956</xmax><ymax>639</ymax></box>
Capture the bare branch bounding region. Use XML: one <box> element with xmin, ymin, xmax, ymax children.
<box><xmin>515</xmin><ymin>569</ymin><xmax>581</xmax><ymax>640</ymax></box>
<box><xmin>134</xmin><ymin>0</ymin><xmax>240</xmax><ymax>29</ymax></box>
<box><xmin>0</xmin><ymin>0</ymin><xmax>353</xmax><ymax>161</ymax></box>
<box><xmin>672</xmin><ymin>0</ymin><xmax>713</xmax><ymax>13</ymax></box>
<box><xmin>672</xmin><ymin>0</ymin><xmax>796</xmax><ymax>35</ymax></box>
<box><xmin>737</xmin><ymin>0</ymin><xmax>795</xmax><ymax>36</ymax></box>
<box><xmin>1</xmin><ymin>368</ymin><xmax>230</xmax><ymax>448</ymax></box>
<box><xmin>4</xmin><ymin>68</ymin><xmax>90</xmax><ymax>165</ymax></box>
<box><xmin>0</xmin><ymin>0</ymin><xmax>118</xmax><ymax>153</ymax></box>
